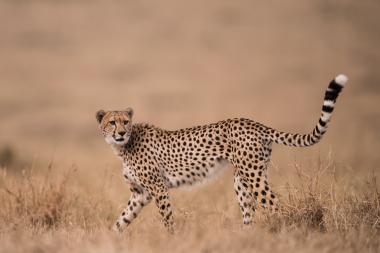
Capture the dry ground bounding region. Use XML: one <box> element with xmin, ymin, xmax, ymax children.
<box><xmin>0</xmin><ymin>0</ymin><xmax>380</xmax><ymax>252</ymax></box>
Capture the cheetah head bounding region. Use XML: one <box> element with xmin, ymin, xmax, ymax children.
<box><xmin>95</xmin><ymin>108</ymin><xmax>134</xmax><ymax>146</ymax></box>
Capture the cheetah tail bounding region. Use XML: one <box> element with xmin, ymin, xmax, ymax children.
<box><xmin>267</xmin><ymin>74</ymin><xmax>348</xmax><ymax>147</ymax></box>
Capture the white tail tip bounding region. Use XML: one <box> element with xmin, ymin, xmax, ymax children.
<box><xmin>335</xmin><ymin>74</ymin><xmax>348</xmax><ymax>87</ymax></box>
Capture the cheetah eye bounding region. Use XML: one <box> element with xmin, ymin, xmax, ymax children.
<box><xmin>109</xmin><ymin>121</ymin><xmax>116</xmax><ymax>126</ymax></box>
<box><xmin>123</xmin><ymin>120</ymin><xmax>129</xmax><ymax>125</ymax></box>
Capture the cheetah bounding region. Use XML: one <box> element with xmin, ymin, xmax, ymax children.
<box><xmin>95</xmin><ymin>74</ymin><xmax>348</xmax><ymax>232</ymax></box>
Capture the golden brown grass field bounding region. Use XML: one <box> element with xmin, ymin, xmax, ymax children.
<box><xmin>1</xmin><ymin>0</ymin><xmax>380</xmax><ymax>252</ymax></box>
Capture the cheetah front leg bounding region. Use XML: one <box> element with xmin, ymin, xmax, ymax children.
<box><xmin>147</xmin><ymin>181</ymin><xmax>174</xmax><ymax>233</ymax></box>
<box><xmin>114</xmin><ymin>186</ymin><xmax>152</xmax><ymax>233</ymax></box>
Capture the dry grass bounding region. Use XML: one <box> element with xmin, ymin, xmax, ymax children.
<box><xmin>269</xmin><ymin>156</ymin><xmax>380</xmax><ymax>234</ymax></box>
<box><xmin>0</xmin><ymin>165</ymin><xmax>115</xmax><ymax>233</ymax></box>
<box><xmin>0</xmin><ymin>156</ymin><xmax>379</xmax><ymax>253</ymax></box>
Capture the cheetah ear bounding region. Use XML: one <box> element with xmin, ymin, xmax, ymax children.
<box><xmin>125</xmin><ymin>108</ymin><xmax>134</xmax><ymax>118</ymax></box>
<box><xmin>96</xmin><ymin>110</ymin><xmax>106</xmax><ymax>124</ymax></box>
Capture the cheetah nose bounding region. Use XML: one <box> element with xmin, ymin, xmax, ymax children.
<box><xmin>118</xmin><ymin>131</ymin><xmax>126</xmax><ymax>136</ymax></box>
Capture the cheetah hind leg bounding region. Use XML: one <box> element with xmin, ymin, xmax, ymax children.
<box><xmin>233</xmin><ymin>170</ymin><xmax>255</xmax><ymax>225</ymax></box>
<box><xmin>256</xmin><ymin>182</ymin><xmax>279</xmax><ymax>213</ymax></box>
<box><xmin>251</xmin><ymin>164</ymin><xmax>279</xmax><ymax>213</ymax></box>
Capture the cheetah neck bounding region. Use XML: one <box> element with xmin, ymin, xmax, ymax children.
<box><xmin>108</xmin><ymin>143</ymin><xmax>124</xmax><ymax>160</ymax></box>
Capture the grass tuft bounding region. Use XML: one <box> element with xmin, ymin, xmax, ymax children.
<box><xmin>0</xmin><ymin>157</ymin><xmax>379</xmax><ymax>252</ymax></box>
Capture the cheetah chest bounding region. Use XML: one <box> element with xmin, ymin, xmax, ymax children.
<box><xmin>122</xmin><ymin>161</ymin><xmax>139</xmax><ymax>186</ymax></box>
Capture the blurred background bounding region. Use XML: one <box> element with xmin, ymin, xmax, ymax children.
<box><xmin>0</xmin><ymin>0</ymin><xmax>379</xmax><ymax>187</ymax></box>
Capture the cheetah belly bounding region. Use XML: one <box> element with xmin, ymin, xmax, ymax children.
<box><xmin>164</xmin><ymin>158</ymin><xmax>231</xmax><ymax>188</ymax></box>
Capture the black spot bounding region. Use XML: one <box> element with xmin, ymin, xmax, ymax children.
<box><xmin>322</xmin><ymin>105</ymin><xmax>334</xmax><ymax>113</ymax></box>
<box><xmin>319</xmin><ymin>118</ymin><xmax>327</xmax><ymax>127</ymax></box>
